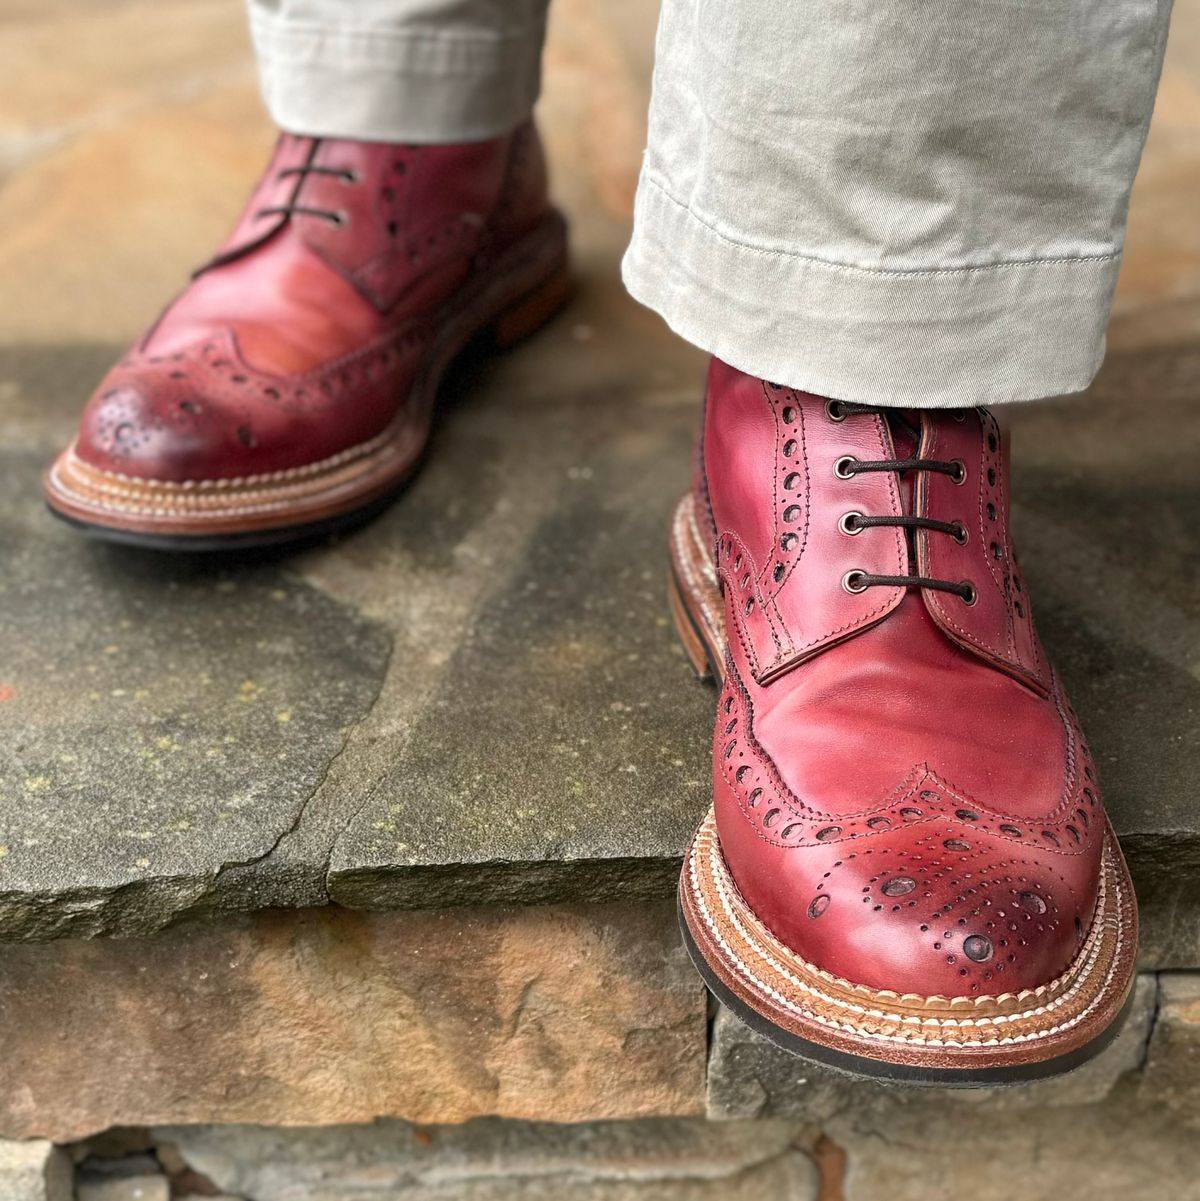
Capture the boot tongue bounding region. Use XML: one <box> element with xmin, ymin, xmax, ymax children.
<box><xmin>883</xmin><ymin>412</ymin><xmax>922</xmax><ymax>574</ymax></box>
<box><xmin>885</xmin><ymin>411</ymin><xmax>920</xmax><ymax>484</ymax></box>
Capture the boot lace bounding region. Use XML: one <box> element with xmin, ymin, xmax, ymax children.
<box><xmin>828</xmin><ymin>399</ymin><xmax>976</xmax><ymax>604</ymax></box>
<box><xmin>256</xmin><ymin>163</ymin><xmax>358</xmax><ymax>227</ymax></box>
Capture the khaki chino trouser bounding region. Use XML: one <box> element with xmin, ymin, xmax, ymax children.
<box><xmin>248</xmin><ymin>0</ymin><xmax>1175</xmax><ymax>407</ymax></box>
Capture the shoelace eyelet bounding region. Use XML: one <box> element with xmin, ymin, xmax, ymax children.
<box><xmin>960</xmin><ymin>581</ymin><xmax>978</xmax><ymax>605</ymax></box>
<box><xmin>842</xmin><ymin>570</ymin><xmax>868</xmax><ymax>594</ymax></box>
<box><xmin>838</xmin><ymin>512</ymin><xmax>864</xmax><ymax>536</ymax></box>
<box><xmin>825</xmin><ymin>400</ymin><xmax>847</xmax><ymax>423</ymax></box>
<box><xmin>950</xmin><ymin>459</ymin><xmax>967</xmax><ymax>484</ymax></box>
<box><xmin>834</xmin><ymin>455</ymin><xmax>858</xmax><ymax>480</ymax></box>
<box><xmin>952</xmin><ymin>522</ymin><xmax>968</xmax><ymax>545</ymax></box>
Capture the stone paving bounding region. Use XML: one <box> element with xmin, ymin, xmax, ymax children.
<box><xmin>0</xmin><ymin>0</ymin><xmax>1198</xmax><ymax>961</ymax></box>
<box><xmin>0</xmin><ymin>0</ymin><xmax>1198</xmax><ymax>1195</ymax></box>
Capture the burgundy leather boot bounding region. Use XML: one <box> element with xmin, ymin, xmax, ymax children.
<box><xmin>45</xmin><ymin>122</ymin><xmax>569</xmax><ymax>548</ymax></box>
<box><xmin>670</xmin><ymin>358</ymin><xmax>1137</xmax><ymax>1084</ymax></box>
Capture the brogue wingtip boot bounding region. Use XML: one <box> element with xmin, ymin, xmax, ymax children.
<box><xmin>670</xmin><ymin>357</ymin><xmax>1137</xmax><ymax>1085</ymax></box>
<box><xmin>45</xmin><ymin>122</ymin><xmax>571</xmax><ymax>549</ymax></box>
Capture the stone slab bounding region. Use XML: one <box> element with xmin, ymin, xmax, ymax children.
<box><xmin>0</xmin><ymin>1140</ymin><xmax>72</xmax><ymax>1201</ymax></box>
<box><xmin>0</xmin><ymin>445</ymin><xmax>393</xmax><ymax>941</ymax></box>
<box><xmin>832</xmin><ymin>1082</ymin><xmax>1200</xmax><ymax>1201</ymax></box>
<box><xmin>1141</xmin><ymin>972</ymin><xmax>1200</xmax><ymax>1121</ymax></box>
<box><xmin>76</xmin><ymin>1178</ymin><xmax>169</xmax><ymax>1201</ymax></box>
<box><xmin>706</xmin><ymin>973</ymin><xmax>1158</xmax><ymax>1121</ymax></box>
<box><xmin>149</xmin><ymin>1118</ymin><xmax>818</xmax><ymax>1201</ymax></box>
<box><xmin>0</xmin><ymin>901</ymin><xmax>705</xmax><ymax>1142</ymax></box>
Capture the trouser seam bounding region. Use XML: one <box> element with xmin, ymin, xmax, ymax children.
<box><xmin>640</xmin><ymin>173</ymin><xmax>1121</xmax><ymax>279</ymax></box>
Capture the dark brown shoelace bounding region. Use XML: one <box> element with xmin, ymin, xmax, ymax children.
<box><xmin>256</xmin><ymin>163</ymin><xmax>357</xmax><ymax>227</ymax></box>
<box><xmin>830</xmin><ymin>400</ymin><xmax>977</xmax><ymax>604</ymax></box>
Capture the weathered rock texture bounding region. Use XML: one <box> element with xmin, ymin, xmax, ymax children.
<box><xmin>76</xmin><ymin>1176</ymin><xmax>169</xmax><ymax>1201</ymax></box>
<box><xmin>0</xmin><ymin>1139</ymin><xmax>72</xmax><ymax>1201</ymax></box>
<box><xmin>708</xmin><ymin>973</ymin><xmax>1159</xmax><ymax>1120</ymax></box>
<box><xmin>149</xmin><ymin>1118</ymin><xmax>819</xmax><ymax>1201</ymax></box>
<box><xmin>1142</xmin><ymin>972</ymin><xmax>1200</xmax><ymax>1122</ymax></box>
<box><xmin>0</xmin><ymin>902</ymin><xmax>705</xmax><ymax>1141</ymax></box>
<box><xmin>832</xmin><ymin>1086</ymin><xmax>1200</xmax><ymax>1201</ymax></box>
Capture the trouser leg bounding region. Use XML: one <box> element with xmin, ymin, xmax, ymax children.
<box><xmin>623</xmin><ymin>0</ymin><xmax>1175</xmax><ymax>406</ymax></box>
<box><xmin>247</xmin><ymin>0</ymin><xmax>552</xmax><ymax>142</ymax></box>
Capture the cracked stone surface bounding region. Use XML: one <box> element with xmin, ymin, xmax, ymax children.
<box><xmin>1140</xmin><ymin>972</ymin><xmax>1200</xmax><ymax>1122</ymax></box>
<box><xmin>0</xmin><ymin>449</ymin><xmax>393</xmax><ymax>940</ymax></box>
<box><xmin>0</xmin><ymin>0</ymin><xmax>1198</xmax><ymax>948</ymax></box>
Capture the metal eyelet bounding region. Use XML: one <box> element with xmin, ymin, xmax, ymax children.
<box><xmin>838</xmin><ymin>512</ymin><xmax>865</xmax><ymax>536</ymax></box>
<box><xmin>340</xmin><ymin>169</ymin><xmax>360</xmax><ymax>184</ymax></box>
<box><xmin>952</xmin><ymin>522</ymin><xmax>968</xmax><ymax>545</ymax></box>
<box><xmin>960</xmin><ymin>582</ymin><xmax>978</xmax><ymax>605</ymax></box>
<box><xmin>842</xmin><ymin>570</ymin><xmax>869</xmax><ymax>594</ymax></box>
<box><xmin>950</xmin><ymin>459</ymin><xmax>966</xmax><ymax>484</ymax></box>
<box><xmin>834</xmin><ymin>455</ymin><xmax>858</xmax><ymax>480</ymax></box>
<box><xmin>825</xmin><ymin>400</ymin><xmax>846</xmax><ymax>423</ymax></box>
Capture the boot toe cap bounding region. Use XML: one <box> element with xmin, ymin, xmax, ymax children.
<box><xmin>73</xmin><ymin>370</ymin><xmax>245</xmax><ymax>483</ymax></box>
<box><xmin>715</xmin><ymin>778</ymin><xmax>1101</xmax><ymax>999</ymax></box>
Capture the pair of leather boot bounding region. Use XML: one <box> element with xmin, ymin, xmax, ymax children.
<box><xmin>45</xmin><ymin>123</ymin><xmax>1136</xmax><ymax>1083</ymax></box>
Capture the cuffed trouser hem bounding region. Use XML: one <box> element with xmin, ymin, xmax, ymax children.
<box><xmin>622</xmin><ymin>174</ymin><xmax>1121</xmax><ymax>409</ymax></box>
<box><xmin>248</xmin><ymin>11</ymin><xmax>546</xmax><ymax>142</ymax></box>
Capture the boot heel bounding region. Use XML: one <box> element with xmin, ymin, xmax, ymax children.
<box><xmin>669</xmin><ymin>565</ymin><xmax>716</xmax><ymax>683</ymax></box>
<box><xmin>668</xmin><ymin>492</ymin><xmax>727</xmax><ymax>684</ymax></box>
<box><xmin>489</xmin><ymin>260</ymin><xmax>573</xmax><ymax>349</ymax></box>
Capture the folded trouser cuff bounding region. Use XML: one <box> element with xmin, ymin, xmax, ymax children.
<box><xmin>248</xmin><ymin>10</ymin><xmax>546</xmax><ymax>142</ymax></box>
<box><xmin>622</xmin><ymin>173</ymin><xmax>1122</xmax><ymax>408</ymax></box>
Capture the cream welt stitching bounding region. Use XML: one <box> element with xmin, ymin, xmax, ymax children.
<box><xmin>48</xmin><ymin>462</ymin><xmax>394</xmax><ymax>521</ymax></box>
<box><xmin>689</xmin><ymin>837</ymin><xmax>1123</xmax><ymax>1046</ymax></box>
<box><xmin>686</xmin><ymin>815</ymin><xmax>1125</xmax><ymax>1042</ymax></box>
<box><xmin>683</xmin><ymin>497</ymin><xmax>719</xmax><ymax>590</ymax></box>
<box><xmin>674</xmin><ymin>499</ymin><xmax>721</xmax><ymax>637</ymax></box>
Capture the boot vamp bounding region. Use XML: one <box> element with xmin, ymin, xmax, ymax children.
<box><xmin>144</xmin><ymin>235</ymin><xmax>390</xmax><ymax>375</ymax></box>
<box><xmin>753</xmin><ymin>593</ymin><xmax>1066</xmax><ymax>815</ymax></box>
<box><xmin>717</xmin><ymin>592</ymin><xmax>1100</xmax><ymax>997</ymax></box>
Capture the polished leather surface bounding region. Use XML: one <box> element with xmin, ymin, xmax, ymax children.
<box><xmin>70</xmin><ymin>123</ymin><xmax>550</xmax><ymax>482</ymax></box>
<box><xmin>702</xmin><ymin>358</ymin><xmax>1104</xmax><ymax>997</ymax></box>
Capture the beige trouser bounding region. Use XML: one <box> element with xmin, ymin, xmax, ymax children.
<box><xmin>248</xmin><ymin>0</ymin><xmax>1175</xmax><ymax>406</ymax></box>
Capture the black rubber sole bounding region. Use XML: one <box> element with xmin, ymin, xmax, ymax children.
<box><xmin>678</xmin><ymin>894</ymin><xmax>1135</xmax><ymax>1088</ymax></box>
